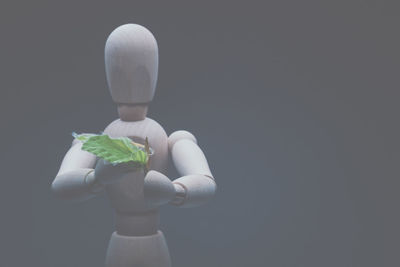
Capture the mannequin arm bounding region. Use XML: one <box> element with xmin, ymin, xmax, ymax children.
<box><xmin>51</xmin><ymin>139</ymin><xmax>102</xmax><ymax>201</ymax></box>
<box><xmin>168</xmin><ymin>131</ymin><xmax>216</xmax><ymax>208</ymax></box>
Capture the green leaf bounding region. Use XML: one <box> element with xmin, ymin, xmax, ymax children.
<box><xmin>72</xmin><ymin>132</ymin><xmax>97</xmax><ymax>142</ymax></box>
<box><xmin>72</xmin><ymin>133</ymin><xmax>148</xmax><ymax>166</ymax></box>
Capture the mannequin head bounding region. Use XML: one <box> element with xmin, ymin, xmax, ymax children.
<box><xmin>105</xmin><ymin>24</ymin><xmax>158</xmax><ymax>120</ymax></box>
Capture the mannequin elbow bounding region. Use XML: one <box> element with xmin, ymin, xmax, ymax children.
<box><xmin>51</xmin><ymin>172</ymin><xmax>94</xmax><ymax>202</ymax></box>
<box><xmin>173</xmin><ymin>174</ymin><xmax>217</xmax><ymax>208</ymax></box>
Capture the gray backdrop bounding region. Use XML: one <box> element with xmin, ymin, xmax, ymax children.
<box><xmin>1</xmin><ymin>1</ymin><xmax>399</xmax><ymax>266</ymax></box>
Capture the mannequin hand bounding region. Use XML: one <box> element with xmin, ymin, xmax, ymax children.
<box><xmin>94</xmin><ymin>159</ymin><xmax>140</xmax><ymax>185</ymax></box>
<box><xmin>144</xmin><ymin>170</ymin><xmax>175</xmax><ymax>208</ymax></box>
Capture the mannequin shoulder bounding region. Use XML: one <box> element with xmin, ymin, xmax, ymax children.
<box><xmin>103</xmin><ymin>118</ymin><xmax>167</xmax><ymax>138</ymax></box>
<box><xmin>168</xmin><ymin>130</ymin><xmax>197</xmax><ymax>150</ymax></box>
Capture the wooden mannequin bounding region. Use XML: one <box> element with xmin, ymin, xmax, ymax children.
<box><xmin>51</xmin><ymin>24</ymin><xmax>216</xmax><ymax>267</ymax></box>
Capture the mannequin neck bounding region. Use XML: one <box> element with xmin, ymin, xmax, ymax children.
<box><xmin>117</xmin><ymin>103</ymin><xmax>149</xmax><ymax>121</ymax></box>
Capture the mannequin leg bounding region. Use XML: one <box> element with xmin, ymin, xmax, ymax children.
<box><xmin>105</xmin><ymin>231</ymin><xmax>171</xmax><ymax>267</ymax></box>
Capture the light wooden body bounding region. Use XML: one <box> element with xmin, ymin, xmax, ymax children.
<box><xmin>51</xmin><ymin>23</ymin><xmax>216</xmax><ymax>267</ymax></box>
<box><xmin>105</xmin><ymin>24</ymin><xmax>158</xmax><ymax>104</ymax></box>
<box><xmin>103</xmin><ymin>118</ymin><xmax>169</xmax><ymax>236</ymax></box>
<box><xmin>106</xmin><ymin>231</ymin><xmax>171</xmax><ymax>267</ymax></box>
<box><xmin>52</xmin><ymin>121</ymin><xmax>216</xmax><ymax>266</ymax></box>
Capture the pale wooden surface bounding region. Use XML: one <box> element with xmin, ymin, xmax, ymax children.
<box><xmin>170</xmin><ymin>138</ymin><xmax>213</xmax><ymax>177</ymax></box>
<box><xmin>51</xmin><ymin>142</ymin><xmax>99</xmax><ymax>201</ymax></box>
<box><xmin>102</xmin><ymin>118</ymin><xmax>169</xmax><ymax>213</ymax></box>
<box><xmin>106</xmin><ymin>231</ymin><xmax>171</xmax><ymax>267</ymax></box>
<box><xmin>168</xmin><ymin>131</ymin><xmax>217</xmax><ymax>207</ymax></box>
<box><xmin>52</xmin><ymin>23</ymin><xmax>216</xmax><ymax>267</ymax></box>
<box><xmin>105</xmin><ymin>24</ymin><xmax>158</xmax><ymax>104</ymax></box>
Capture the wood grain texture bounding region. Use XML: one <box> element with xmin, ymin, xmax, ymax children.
<box><xmin>168</xmin><ymin>131</ymin><xmax>216</xmax><ymax>207</ymax></box>
<box><xmin>105</xmin><ymin>24</ymin><xmax>158</xmax><ymax>104</ymax></box>
<box><xmin>52</xmin><ymin>23</ymin><xmax>216</xmax><ymax>266</ymax></box>
<box><xmin>51</xmin><ymin>142</ymin><xmax>100</xmax><ymax>201</ymax></box>
<box><xmin>168</xmin><ymin>130</ymin><xmax>197</xmax><ymax>150</ymax></box>
<box><xmin>106</xmin><ymin>231</ymin><xmax>171</xmax><ymax>267</ymax></box>
<box><xmin>56</xmin><ymin>142</ymin><xmax>97</xmax><ymax>176</ymax></box>
<box><xmin>172</xmin><ymin>175</ymin><xmax>217</xmax><ymax>208</ymax></box>
<box><xmin>102</xmin><ymin>118</ymin><xmax>169</xmax><ymax>213</ymax></box>
<box><xmin>170</xmin><ymin>138</ymin><xmax>213</xmax><ymax>177</ymax></box>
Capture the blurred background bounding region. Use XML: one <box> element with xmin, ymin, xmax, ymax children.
<box><xmin>1</xmin><ymin>1</ymin><xmax>399</xmax><ymax>266</ymax></box>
